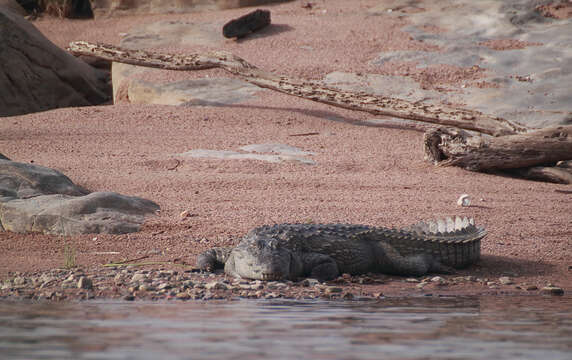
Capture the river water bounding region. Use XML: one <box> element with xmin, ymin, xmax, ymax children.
<box><xmin>1</xmin><ymin>296</ymin><xmax>570</xmax><ymax>360</ymax></box>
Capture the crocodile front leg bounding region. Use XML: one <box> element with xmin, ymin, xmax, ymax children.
<box><xmin>197</xmin><ymin>247</ymin><xmax>233</xmax><ymax>271</ymax></box>
<box><xmin>300</xmin><ymin>252</ymin><xmax>340</xmax><ymax>281</ymax></box>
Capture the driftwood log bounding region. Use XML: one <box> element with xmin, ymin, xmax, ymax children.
<box><xmin>67</xmin><ymin>41</ymin><xmax>526</xmax><ymax>136</ymax></box>
<box><xmin>424</xmin><ymin>126</ymin><xmax>572</xmax><ymax>183</ymax></box>
<box><xmin>67</xmin><ymin>41</ymin><xmax>571</xmax><ymax>183</ymax></box>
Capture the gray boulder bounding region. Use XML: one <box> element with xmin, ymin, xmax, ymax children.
<box><xmin>1</xmin><ymin>192</ymin><xmax>159</xmax><ymax>235</ymax></box>
<box><xmin>0</xmin><ymin>158</ymin><xmax>87</xmax><ymax>201</ymax></box>
<box><xmin>0</xmin><ymin>7</ymin><xmax>110</xmax><ymax>117</ymax></box>
<box><xmin>0</xmin><ymin>158</ymin><xmax>159</xmax><ymax>235</ymax></box>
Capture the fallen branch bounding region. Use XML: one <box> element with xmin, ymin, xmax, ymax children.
<box><xmin>67</xmin><ymin>41</ymin><xmax>527</xmax><ymax>136</ymax></box>
<box><xmin>424</xmin><ymin>126</ymin><xmax>572</xmax><ymax>183</ymax></box>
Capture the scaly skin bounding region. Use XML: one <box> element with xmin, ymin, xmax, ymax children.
<box><xmin>197</xmin><ymin>217</ymin><xmax>486</xmax><ymax>281</ymax></box>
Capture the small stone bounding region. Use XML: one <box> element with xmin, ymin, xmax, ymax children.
<box><xmin>431</xmin><ymin>276</ymin><xmax>447</xmax><ymax>285</ymax></box>
<box><xmin>39</xmin><ymin>273</ymin><xmax>55</xmax><ymax>284</ymax></box>
<box><xmin>1</xmin><ymin>280</ymin><xmax>12</xmax><ymax>290</ymax></box>
<box><xmin>525</xmin><ymin>285</ymin><xmax>538</xmax><ymax>291</ymax></box>
<box><xmin>138</xmin><ymin>284</ymin><xmax>155</xmax><ymax>291</ymax></box>
<box><xmin>406</xmin><ymin>278</ymin><xmax>420</xmax><ymax>283</ymax></box>
<box><xmin>182</xmin><ymin>280</ymin><xmax>194</xmax><ymax>288</ymax></box>
<box><xmin>302</xmin><ymin>278</ymin><xmax>319</xmax><ymax>287</ymax></box>
<box><xmin>131</xmin><ymin>273</ymin><xmax>146</xmax><ymax>283</ymax></box>
<box><xmin>205</xmin><ymin>281</ymin><xmax>227</xmax><ymax>291</ymax></box>
<box><xmin>123</xmin><ymin>295</ymin><xmax>135</xmax><ymax>301</ymax></box>
<box><xmin>325</xmin><ymin>286</ymin><xmax>343</xmax><ymax>294</ymax></box>
<box><xmin>61</xmin><ymin>280</ymin><xmax>76</xmax><ymax>289</ymax></box>
<box><xmin>13</xmin><ymin>276</ymin><xmax>26</xmax><ymax>286</ymax></box>
<box><xmin>267</xmin><ymin>282</ymin><xmax>288</xmax><ymax>290</ymax></box>
<box><xmin>499</xmin><ymin>276</ymin><xmax>514</xmax><ymax>285</ymax></box>
<box><xmin>248</xmin><ymin>280</ymin><xmax>264</xmax><ymax>290</ymax></box>
<box><xmin>457</xmin><ymin>194</ymin><xmax>471</xmax><ymax>207</ymax></box>
<box><xmin>342</xmin><ymin>292</ymin><xmax>354</xmax><ymax>300</ymax></box>
<box><xmin>157</xmin><ymin>282</ymin><xmax>171</xmax><ymax>290</ymax></box>
<box><xmin>373</xmin><ymin>292</ymin><xmax>384</xmax><ymax>298</ymax></box>
<box><xmin>416</xmin><ymin>283</ymin><xmax>426</xmax><ymax>289</ymax></box>
<box><xmin>176</xmin><ymin>292</ymin><xmax>190</xmax><ymax>300</ymax></box>
<box><xmin>264</xmin><ymin>292</ymin><xmax>279</xmax><ymax>299</ymax></box>
<box><xmin>77</xmin><ymin>276</ymin><xmax>93</xmax><ymax>290</ymax></box>
<box><xmin>486</xmin><ymin>281</ymin><xmax>496</xmax><ymax>286</ymax></box>
<box><xmin>540</xmin><ymin>286</ymin><xmax>564</xmax><ymax>296</ymax></box>
<box><xmin>464</xmin><ymin>276</ymin><xmax>477</xmax><ymax>282</ymax></box>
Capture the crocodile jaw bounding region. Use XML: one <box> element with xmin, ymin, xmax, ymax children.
<box><xmin>225</xmin><ymin>244</ymin><xmax>297</xmax><ymax>281</ymax></box>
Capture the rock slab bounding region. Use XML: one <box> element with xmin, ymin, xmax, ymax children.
<box><xmin>0</xmin><ymin>7</ymin><xmax>110</xmax><ymax>117</ymax></box>
<box><xmin>0</xmin><ymin>156</ymin><xmax>159</xmax><ymax>235</ymax></box>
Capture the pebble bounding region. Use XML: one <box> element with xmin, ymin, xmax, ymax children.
<box><xmin>61</xmin><ymin>280</ymin><xmax>76</xmax><ymax>289</ymax></box>
<box><xmin>157</xmin><ymin>282</ymin><xmax>171</xmax><ymax>290</ymax></box>
<box><xmin>176</xmin><ymin>292</ymin><xmax>190</xmax><ymax>300</ymax></box>
<box><xmin>131</xmin><ymin>273</ymin><xmax>146</xmax><ymax>283</ymax></box>
<box><xmin>406</xmin><ymin>278</ymin><xmax>420</xmax><ymax>283</ymax></box>
<box><xmin>205</xmin><ymin>281</ymin><xmax>227</xmax><ymax>291</ymax></box>
<box><xmin>77</xmin><ymin>277</ymin><xmax>93</xmax><ymax>290</ymax></box>
<box><xmin>540</xmin><ymin>286</ymin><xmax>564</xmax><ymax>296</ymax></box>
<box><xmin>325</xmin><ymin>286</ymin><xmax>343</xmax><ymax>294</ymax></box>
<box><xmin>267</xmin><ymin>282</ymin><xmax>288</xmax><ymax>290</ymax></box>
<box><xmin>499</xmin><ymin>277</ymin><xmax>514</xmax><ymax>285</ymax></box>
<box><xmin>302</xmin><ymin>278</ymin><xmax>320</xmax><ymax>287</ymax></box>
<box><xmin>431</xmin><ymin>276</ymin><xmax>447</xmax><ymax>285</ymax></box>
<box><xmin>13</xmin><ymin>277</ymin><xmax>25</xmax><ymax>286</ymax></box>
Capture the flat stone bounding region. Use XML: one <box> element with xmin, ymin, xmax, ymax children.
<box><xmin>499</xmin><ymin>276</ymin><xmax>514</xmax><ymax>285</ymax></box>
<box><xmin>179</xmin><ymin>143</ymin><xmax>316</xmax><ymax>165</ymax></box>
<box><xmin>112</xmin><ymin>19</ymin><xmax>261</xmax><ymax>107</ymax></box>
<box><xmin>366</xmin><ymin>0</ymin><xmax>572</xmax><ymax>128</ymax></box>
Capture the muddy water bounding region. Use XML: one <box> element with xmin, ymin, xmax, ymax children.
<box><xmin>1</xmin><ymin>296</ymin><xmax>570</xmax><ymax>360</ymax></box>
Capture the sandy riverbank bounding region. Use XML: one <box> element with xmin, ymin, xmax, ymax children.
<box><xmin>1</xmin><ymin>0</ymin><xmax>570</xmax><ymax>300</ymax></box>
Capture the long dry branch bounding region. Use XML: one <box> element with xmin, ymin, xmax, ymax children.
<box><xmin>67</xmin><ymin>41</ymin><xmax>528</xmax><ymax>136</ymax></box>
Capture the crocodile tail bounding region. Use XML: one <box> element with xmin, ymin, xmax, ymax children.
<box><xmin>394</xmin><ymin>216</ymin><xmax>487</xmax><ymax>268</ymax></box>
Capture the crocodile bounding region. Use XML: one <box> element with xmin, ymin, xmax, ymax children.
<box><xmin>197</xmin><ymin>216</ymin><xmax>486</xmax><ymax>281</ymax></box>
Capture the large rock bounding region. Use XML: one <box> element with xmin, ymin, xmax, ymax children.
<box><xmin>0</xmin><ymin>158</ymin><xmax>87</xmax><ymax>201</ymax></box>
<box><xmin>0</xmin><ymin>7</ymin><xmax>110</xmax><ymax>117</ymax></box>
<box><xmin>1</xmin><ymin>192</ymin><xmax>159</xmax><ymax>235</ymax></box>
<box><xmin>0</xmin><ymin>157</ymin><xmax>159</xmax><ymax>235</ymax></box>
<box><xmin>0</xmin><ymin>0</ymin><xmax>27</xmax><ymax>16</ymax></box>
<box><xmin>89</xmin><ymin>0</ymin><xmax>290</xmax><ymax>18</ymax></box>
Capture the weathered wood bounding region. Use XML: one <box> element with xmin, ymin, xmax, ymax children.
<box><xmin>424</xmin><ymin>125</ymin><xmax>572</xmax><ymax>173</ymax></box>
<box><xmin>512</xmin><ymin>166</ymin><xmax>572</xmax><ymax>184</ymax></box>
<box><xmin>67</xmin><ymin>41</ymin><xmax>528</xmax><ymax>136</ymax></box>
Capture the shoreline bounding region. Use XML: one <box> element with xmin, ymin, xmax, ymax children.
<box><xmin>1</xmin><ymin>0</ymin><xmax>570</xmax><ymax>302</ymax></box>
<box><xmin>1</xmin><ymin>265</ymin><xmax>566</xmax><ymax>302</ymax></box>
